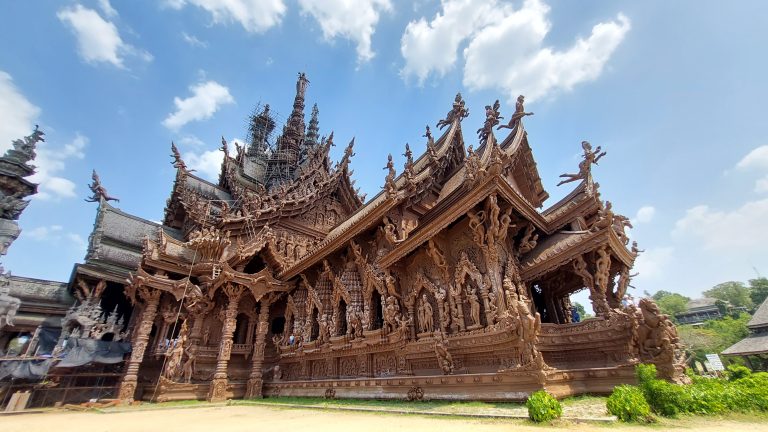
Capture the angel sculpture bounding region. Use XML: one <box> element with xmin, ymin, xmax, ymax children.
<box><xmin>557</xmin><ymin>141</ymin><xmax>606</xmax><ymax>186</ymax></box>
<box><xmin>498</xmin><ymin>95</ymin><xmax>533</xmax><ymax>131</ymax></box>
<box><xmin>436</xmin><ymin>93</ymin><xmax>470</xmax><ymax>130</ymax></box>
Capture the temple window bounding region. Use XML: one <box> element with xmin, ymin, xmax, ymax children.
<box><xmin>337</xmin><ymin>300</ymin><xmax>348</xmax><ymax>336</ymax></box>
<box><xmin>271</xmin><ymin>316</ymin><xmax>285</xmax><ymax>335</ymax></box>
<box><xmin>233</xmin><ymin>313</ymin><xmax>249</xmax><ymax>344</ymax></box>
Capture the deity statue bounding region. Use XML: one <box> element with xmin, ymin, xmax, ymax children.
<box><xmin>182</xmin><ymin>343</ymin><xmax>198</xmax><ymax>383</ymax></box>
<box><xmin>467</xmin><ymin>288</ymin><xmax>481</xmax><ymax>327</ymax></box>
<box><xmin>631</xmin><ymin>241</ymin><xmax>644</xmax><ymax>257</ymax></box>
<box><xmin>477</xmin><ymin>100</ymin><xmax>503</xmax><ymax>146</ymax></box>
<box><xmin>418</xmin><ymin>294</ymin><xmax>434</xmax><ymax>333</ymax></box>
<box><xmin>557</xmin><ymin>141</ymin><xmax>606</xmax><ymax>186</ymax></box>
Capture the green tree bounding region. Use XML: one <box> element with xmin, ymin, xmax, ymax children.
<box><xmin>678</xmin><ymin>313</ymin><xmax>751</xmax><ymax>362</ymax></box>
<box><xmin>749</xmin><ymin>277</ymin><xmax>768</xmax><ymax>308</ymax></box>
<box><xmin>704</xmin><ymin>281</ymin><xmax>754</xmax><ymax>310</ymax></box>
<box><xmin>654</xmin><ymin>292</ymin><xmax>690</xmax><ymax>318</ymax></box>
<box><xmin>652</xmin><ymin>290</ymin><xmax>675</xmax><ymax>301</ymax></box>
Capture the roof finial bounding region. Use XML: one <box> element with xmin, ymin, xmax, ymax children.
<box><xmin>557</xmin><ymin>141</ymin><xmax>606</xmax><ymax>187</ymax></box>
<box><xmin>170</xmin><ymin>142</ymin><xmax>188</xmax><ymax>170</ymax></box>
<box><xmin>436</xmin><ymin>92</ymin><xmax>469</xmax><ymax>130</ymax></box>
<box><xmin>383</xmin><ymin>154</ymin><xmax>397</xmax><ymax>197</ymax></box>
<box><xmin>477</xmin><ymin>99</ymin><xmax>503</xmax><ymax>146</ymax></box>
<box><xmin>85</xmin><ymin>169</ymin><xmax>119</xmax><ymax>203</ymax></box>
<box><xmin>498</xmin><ymin>95</ymin><xmax>533</xmax><ymax>131</ymax></box>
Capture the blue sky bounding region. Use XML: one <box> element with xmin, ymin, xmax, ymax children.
<box><xmin>1</xmin><ymin>0</ymin><xmax>767</xmax><ymax>309</ymax></box>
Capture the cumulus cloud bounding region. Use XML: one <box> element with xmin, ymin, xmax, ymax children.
<box><xmin>401</xmin><ymin>0</ymin><xmax>630</xmax><ymax>101</ymax></box>
<box><xmin>30</xmin><ymin>133</ymin><xmax>88</xmax><ymax>200</ymax></box>
<box><xmin>162</xmin><ymin>80</ymin><xmax>235</xmax><ymax>131</ymax></box>
<box><xmin>57</xmin><ymin>4</ymin><xmax>152</xmax><ymax>68</ymax></box>
<box><xmin>634</xmin><ymin>206</ymin><xmax>656</xmax><ymax>224</ymax></box>
<box><xmin>673</xmin><ymin>199</ymin><xmax>768</xmax><ymax>250</ymax></box>
<box><xmin>183</xmin><ymin>138</ymin><xmax>239</xmax><ymax>181</ymax></box>
<box><xmin>167</xmin><ymin>0</ymin><xmax>286</xmax><ymax>33</ymax></box>
<box><xmin>0</xmin><ymin>71</ymin><xmax>41</xmax><ymax>153</ymax></box>
<box><xmin>298</xmin><ymin>0</ymin><xmax>392</xmax><ymax>63</ymax></box>
<box><xmin>736</xmin><ymin>145</ymin><xmax>768</xmax><ymax>193</ymax></box>
<box><xmin>737</xmin><ymin>145</ymin><xmax>768</xmax><ymax>170</ymax></box>
<box><xmin>26</xmin><ymin>225</ymin><xmax>63</xmax><ymax>241</ymax></box>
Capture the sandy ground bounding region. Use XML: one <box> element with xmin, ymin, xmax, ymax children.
<box><xmin>2</xmin><ymin>405</ymin><xmax>768</xmax><ymax>432</ymax></box>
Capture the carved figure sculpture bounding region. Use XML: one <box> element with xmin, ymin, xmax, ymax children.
<box><xmin>498</xmin><ymin>95</ymin><xmax>533</xmax><ymax>131</ymax></box>
<box><xmin>418</xmin><ymin>294</ymin><xmax>434</xmax><ymax>333</ymax></box>
<box><xmin>635</xmin><ymin>298</ymin><xmax>687</xmax><ymax>382</ymax></box>
<box><xmin>85</xmin><ymin>170</ymin><xmax>120</xmax><ymax>202</ymax></box>
<box><xmin>383</xmin><ymin>296</ymin><xmax>401</xmax><ymax>333</ymax></box>
<box><xmin>467</xmin><ymin>288</ymin><xmax>481</xmax><ymax>327</ymax></box>
<box><xmin>477</xmin><ymin>100</ymin><xmax>503</xmax><ymax>146</ymax></box>
<box><xmin>557</xmin><ymin>141</ymin><xmax>606</xmax><ymax>186</ymax></box>
<box><xmin>436</xmin><ymin>93</ymin><xmax>470</xmax><ymax>129</ymax></box>
<box><xmin>517</xmin><ymin>224</ymin><xmax>538</xmax><ymax>255</ymax></box>
<box><xmin>467</xmin><ymin>210</ymin><xmax>486</xmax><ymax>245</ymax></box>
<box><xmin>631</xmin><ymin>241</ymin><xmax>644</xmax><ymax>257</ymax></box>
<box><xmin>383</xmin><ymin>154</ymin><xmax>397</xmax><ymax>196</ymax></box>
<box><xmin>182</xmin><ymin>343</ymin><xmax>198</xmax><ymax>383</ymax></box>
<box><xmin>590</xmin><ymin>201</ymin><xmax>615</xmax><ymax>232</ymax></box>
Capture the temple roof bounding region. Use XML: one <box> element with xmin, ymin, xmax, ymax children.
<box><xmin>748</xmin><ymin>296</ymin><xmax>768</xmax><ymax>329</ymax></box>
<box><xmin>78</xmin><ymin>201</ymin><xmax>182</xmax><ymax>283</ymax></box>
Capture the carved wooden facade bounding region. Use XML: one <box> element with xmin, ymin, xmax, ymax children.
<box><xmin>61</xmin><ymin>74</ymin><xmax>686</xmax><ymax>403</ymax></box>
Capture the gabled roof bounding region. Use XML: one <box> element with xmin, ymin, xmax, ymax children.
<box><xmin>748</xmin><ymin>296</ymin><xmax>768</xmax><ymax>329</ymax></box>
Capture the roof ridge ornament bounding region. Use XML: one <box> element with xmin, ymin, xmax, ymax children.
<box><xmin>170</xmin><ymin>142</ymin><xmax>189</xmax><ymax>171</ymax></box>
<box><xmin>86</xmin><ymin>169</ymin><xmax>120</xmax><ymax>203</ymax></box>
<box><xmin>436</xmin><ymin>92</ymin><xmax>469</xmax><ymax>130</ymax></box>
<box><xmin>557</xmin><ymin>140</ymin><xmax>605</xmax><ymax>192</ymax></box>
<box><xmin>478</xmin><ymin>99</ymin><xmax>503</xmax><ymax>147</ymax></box>
<box><xmin>498</xmin><ymin>95</ymin><xmax>533</xmax><ymax>132</ymax></box>
<box><xmin>383</xmin><ymin>154</ymin><xmax>398</xmax><ymax>198</ymax></box>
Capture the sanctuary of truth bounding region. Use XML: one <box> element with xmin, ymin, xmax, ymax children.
<box><xmin>0</xmin><ymin>73</ymin><xmax>686</xmax><ymax>406</ymax></box>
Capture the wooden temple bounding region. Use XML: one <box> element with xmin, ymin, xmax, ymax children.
<box><xmin>52</xmin><ymin>73</ymin><xmax>687</xmax><ymax>403</ymax></box>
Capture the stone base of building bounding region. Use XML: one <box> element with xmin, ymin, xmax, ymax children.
<box><xmin>136</xmin><ymin>365</ymin><xmax>634</xmax><ymax>402</ymax></box>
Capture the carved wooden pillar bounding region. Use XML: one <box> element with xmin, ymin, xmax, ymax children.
<box><xmin>406</xmin><ymin>303</ymin><xmax>417</xmax><ymax>340</ymax></box>
<box><xmin>479</xmin><ymin>279</ymin><xmax>493</xmax><ymax>327</ymax></box>
<box><xmin>118</xmin><ymin>288</ymin><xmax>161</xmax><ymax>402</ymax></box>
<box><xmin>208</xmin><ymin>284</ymin><xmax>244</xmax><ymax>402</ymax></box>
<box><xmin>245</xmin><ymin>300</ymin><xmax>271</xmax><ymax>398</ymax></box>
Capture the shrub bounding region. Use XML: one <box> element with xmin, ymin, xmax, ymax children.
<box><xmin>606</xmin><ymin>385</ymin><xmax>652</xmax><ymax>422</ymax></box>
<box><xmin>526</xmin><ymin>390</ymin><xmax>562</xmax><ymax>423</ymax></box>
<box><xmin>726</xmin><ymin>364</ymin><xmax>751</xmax><ymax>381</ymax></box>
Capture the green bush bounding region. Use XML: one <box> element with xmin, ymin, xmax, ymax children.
<box><xmin>726</xmin><ymin>364</ymin><xmax>751</xmax><ymax>381</ymax></box>
<box><xmin>606</xmin><ymin>385</ymin><xmax>652</xmax><ymax>422</ymax></box>
<box><xmin>634</xmin><ymin>363</ymin><xmax>768</xmax><ymax>417</ymax></box>
<box><xmin>526</xmin><ymin>390</ymin><xmax>562</xmax><ymax>423</ymax></box>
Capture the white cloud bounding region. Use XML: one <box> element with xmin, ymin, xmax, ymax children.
<box><xmin>401</xmin><ymin>0</ymin><xmax>508</xmax><ymax>83</ymax></box>
<box><xmin>633</xmin><ymin>246</ymin><xmax>674</xmax><ymax>281</ymax></box>
<box><xmin>298</xmin><ymin>0</ymin><xmax>392</xmax><ymax>63</ymax></box>
<box><xmin>182</xmin><ymin>32</ymin><xmax>208</xmax><ymax>48</ymax></box>
<box><xmin>736</xmin><ymin>145</ymin><xmax>768</xmax><ymax>170</ymax></box>
<box><xmin>673</xmin><ymin>199</ymin><xmax>768</xmax><ymax>250</ymax></box>
<box><xmin>26</xmin><ymin>225</ymin><xmax>63</xmax><ymax>241</ymax></box>
<box><xmin>167</xmin><ymin>0</ymin><xmax>286</xmax><ymax>33</ymax></box>
<box><xmin>30</xmin><ymin>133</ymin><xmax>88</xmax><ymax>200</ymax></box>
<box><xmin>24</xmin><ymin>225</ymin><xmax>86</xmax><ymax>250</ymax></box>
<box><xmin>57</xmin><ymin>4</ymin><xmax>152</xmax><ymax>68</ymax></box>
<box><xmin>634</xmin><ymin>206</ymin><xmax>656</xmax><ymax>224</ymax></box>
<box><xmin>0</xmin><ymin>71</ymin><xmax>41</xmax><ymax>153</ymax></box>
<box><xmin>401</xmin><ymin>0</ymin><xmax>630</xmax><ymax>102</ymax></box>
<box><xmin>97</xmin><ymin>0</ymin><xmax>118</xmax><ymax>18</ymax></box>
<box><xmin>736</xmin><ymin>145</ymin><xmax>768</xmax><ymax>193</ymax></box>
<box><xmin>162</xmin><ymin>80</ymin><xmax>235</xmax><ymax>131</ymax></box>
<box><xmin>184</xmin><ymin>140</ymin><xmax>238</xmax><ymax>181</ymax></box>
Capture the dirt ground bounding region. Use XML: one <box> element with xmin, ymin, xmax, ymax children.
<box><xmin>3</xmin><ymin>405</ymin><xmax>768</xmax><ymax>432</ymax></box>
